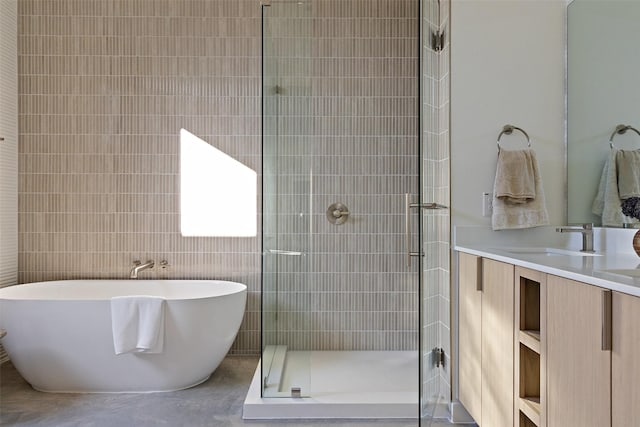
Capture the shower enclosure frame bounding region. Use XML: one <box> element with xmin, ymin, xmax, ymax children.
<box><xmin>257</xmin><ymin>0</ymin><xmax>449</xmax><ymax>422</ymax></box>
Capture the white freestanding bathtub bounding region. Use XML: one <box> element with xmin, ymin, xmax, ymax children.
<box><xmin>0</xmin><ymin>280</ymin><xmax>247</xmax><ymax>393</ymax></box>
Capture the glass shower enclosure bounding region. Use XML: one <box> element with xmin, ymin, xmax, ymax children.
<box><xmin>260</xmin><ymin>0</ymin><xmax>450</xmax><ymax>422</ymax></box>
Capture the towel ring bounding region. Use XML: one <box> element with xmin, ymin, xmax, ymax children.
<box><xmin>609</xmin><ymin>124</ymin><xmax>640</xmax><ymax>149</ymax></box>
<box><xmin>496</xmin><ymin>124</ymin><xmax>531</xmax><ymax>153</ymax></box>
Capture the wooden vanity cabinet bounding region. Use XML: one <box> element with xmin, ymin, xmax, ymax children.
<box><xmin>546</xmin><ymin>275</ymin><xmax>611</xmax><ymax>427</ymax></box>
<box><xmin>458</xmin><ymin>252</ymin><xmax>640</xmax><ymax>427</ymax></box>
<box><xmin>458</xmin><ymin>253</ymin><xmax>514</xmax><ymax>427</ymax></box>
<box><xmin>458</xmin><ymin>252</ymin><xmax>482</xmax><ymax>423</ymax></box>
<box><xmin>612</xmin><ymin>291</ymin><xmax>640</xmax><ymax>427</ymax></box>
<box><xmin>545</xmin><ymin>282</ymin><xmax>640</xmax><ymax>427</ymax></box>
<box><xmin>530</xmin><ymin>275</ymin><xmax>640</xmax><ymax>427</ymax></box>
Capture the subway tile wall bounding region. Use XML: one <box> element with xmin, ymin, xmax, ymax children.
<box><xmin>261</xmin><ymin>1</ymin><xmax>314</xmax><ymax>350</ymax></box>
<box><xmin>436</xmin><ymin>0</ymin><xmax>451</xmax><ymax>406</ymax></box>
<box><xmin>422</xmin><ymin>0</ymin><xmax>451</xmax><ymax>410</ymax></box>
<box><xmin>17</xmin><ymin>0</ymin><xmax>435</xmax><ymax>355</ymax></box>
<box><xmin>1</xmin><ymin>0</ymin><xmax>19</xmax><ymax>364</ymax></box>
<box><xmin>262</xmin><ymin>0</ymin><xmax>420</xmax><ymax>351</ymax></box>
<box><xmin>1</xmin><ymin>0</ymin><xmax>19</xmax><ymax>289</ymax></box>
<box><xmin>17</xmin><ymin>0</ymin><xmax>262</xmax><ymax>354</ymax></box>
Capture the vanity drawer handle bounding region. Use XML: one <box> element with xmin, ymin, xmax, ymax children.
<box><xmin>476</xmin><ymin>257</ymin><xmax>483</xmax><ymax>292</ymax></box>
<box><xmin>602</xmin><ymin>290</ymin><xmax>612</xmax><ymax>351</ymax></box>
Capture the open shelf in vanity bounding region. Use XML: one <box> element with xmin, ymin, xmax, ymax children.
<box><xmin>515</xmin><ymin>267</ymin><xmax>546</xmax><ymax>427</ymax></box>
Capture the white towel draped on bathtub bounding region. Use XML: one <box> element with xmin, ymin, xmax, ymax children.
<box><xmin>111</xmin><ymin>296</ymin><xmax>165</xmax><ymax>355</ymax></box>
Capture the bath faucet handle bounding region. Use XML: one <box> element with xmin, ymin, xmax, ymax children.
<box><xmin>159</xmin><ymin>260</ymin><xmax>169</xmax><ymax>269</ymax></box>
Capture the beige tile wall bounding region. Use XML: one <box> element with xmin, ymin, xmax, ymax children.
<box><xmin>1</xmin><ymin>0</ymin><xmax>19</xmax><ymax>365</ymax></box>
<box><xmin>18</xmin><ymin>0</ymin><xmax>429</xmax><ymax>355</ymax></box>
<box><xmin>18</xmin><ymin>0</ymin><xmax>261</xmax><ymax>354</ymax></box>
<box><xmin>262</xmin><ymin>0</ymin><xmax>420</xmax><ymax>351</ymax></box>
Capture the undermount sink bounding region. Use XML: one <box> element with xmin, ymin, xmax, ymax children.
<box><xmin>496</xmin><ymin>247</ymin><xmax>603</xmax><ymax>257</ymax></box>
<box><xmin>596</xmin><ymin>269</ymin><xmax>640</xmax><ymax>279</ymax></box>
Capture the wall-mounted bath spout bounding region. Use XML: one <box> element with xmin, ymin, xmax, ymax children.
<box><xmin>130</xmin><ymin>260</ymin><xmax>155</xmax><ymax>278</ymax></box>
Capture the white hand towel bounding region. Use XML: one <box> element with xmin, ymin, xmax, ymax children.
<box><xmin>492</xmin><ymin>148</ymin><xmax>549</xmax><ymax>230</ymax></box>
<box><xmin>111</xmin><ymin>296</ymin><xmax>165</xmax><ymax>355</ymax></box>
<box><xmin>592</xmin><ymin>149</ymin><xmax>640</xmax><ymax>227</ymax></box>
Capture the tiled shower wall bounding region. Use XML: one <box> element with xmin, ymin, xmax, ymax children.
<box><xmin>17</xmin><ymin>0</ymin><xmax>439</xmax><ymax>356</ymax></box>
<box><xmin>422</xmin><ymin>0</ymin><xmax>451</xmax><ymax>408</ymax></box>
<box><xmin>262</xmin><ymin>0</ymin><xmax>420</xmax><ymax>351</ymax></box>
<box><xmin>0</xmin><ymin>0</ymin><xmax>19</xmax><ymax>364</ymax></box>
<box><xmin>17</xmin><ymin>0</ymin><xmax>261</xmax><ymax>354</ymax></box>
<box><xmin>1</xmin><ymin>0</ymin><xmax>18</xmax><ymax>289</ymax></box>
<box><xmin>261</xmin><ymin>2</ymin><xmax>314</xmax><ymax>351</ymax></box>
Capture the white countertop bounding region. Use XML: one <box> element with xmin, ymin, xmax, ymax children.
<box><xmin>454</xmin><ymin>226</ymin><xmax>640</xmax><ymax>298</ymax></box>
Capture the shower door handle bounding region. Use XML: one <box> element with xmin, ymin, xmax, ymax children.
<box><xmin>405</xmin><ymin>194</ymin><xmax>417</xmax><ymax>267</ymax></box>
<box><xmin>404</xmin><ymin>193</ymin><xmax>449</xmax><ymax>268</ymax></box>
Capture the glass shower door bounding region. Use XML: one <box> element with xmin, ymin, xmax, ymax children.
<box><xmin>261</xmin><ymin>2</ymin><xmax>449</xmax><ymax>422</ymax></box>
<box><xmin>261</xmin><ymin>0</ymin><xmax>313</xmax><ymax>398</ymax></box>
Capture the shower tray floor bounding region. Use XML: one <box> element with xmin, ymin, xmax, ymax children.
<box><xmin>242</xmin><ymin>350</ymin><xmax>418</xmax><ymax>419</ymax></box>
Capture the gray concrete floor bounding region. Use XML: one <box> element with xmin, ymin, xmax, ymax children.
<box><xmin>0</xmin><ymin>356</ymin><xmax>459</xmax><ymax>427</ymax></box>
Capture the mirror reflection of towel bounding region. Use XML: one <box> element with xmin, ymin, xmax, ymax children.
<box><xmin>616</xmin><ymin>149</ymin><xmax>640</xmax><ymax>199</ymax></box>
<box><xmin>592</xmin><ymin>149</ymin><xmax>640</xmax><ymax>227</ymax></box>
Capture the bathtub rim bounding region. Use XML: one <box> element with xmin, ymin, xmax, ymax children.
<box><xmin>0</xmin><ymin>279</ymin><xmax>247</xmax><ymax>301</ymax></box>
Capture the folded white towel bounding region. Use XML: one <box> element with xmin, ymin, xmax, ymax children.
<box><xmin>592</xmin><ymin>149</ymin><xmax>640</xmax><ymax>227</ymax></box>
<box><xmin>492</xmin><ymin>148</ymin><xmax>549</xmax><ymax>230</ymax></box>
<box><xmin>111</xmin><ymin>296</ymin><xmax>165</xmax><ymax>355</ymax></box>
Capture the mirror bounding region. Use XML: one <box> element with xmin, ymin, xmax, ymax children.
<box><xmin>567</xmin><ymin>0</ymin><xmax>640</xmax><ymax>227</ymax></box>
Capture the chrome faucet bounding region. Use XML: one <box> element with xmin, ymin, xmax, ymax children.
<box><xmin>130</xmin><ymin>260</ymin><xmax>154</xmax><ymax>279</ymax></box>
<box><xmin>555</xmin><ymin>223</ymin><xmax>594</xmax><ymax>253</ymax></box>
